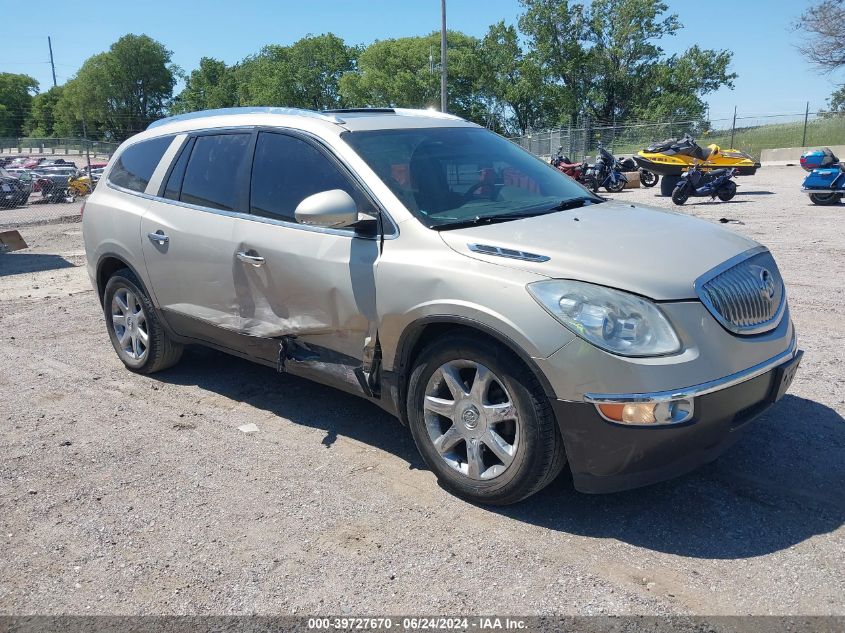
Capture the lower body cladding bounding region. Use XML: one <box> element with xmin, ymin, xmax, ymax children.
<box><xmin>553</xmin><ymin>344</ymin><xmax>803</xmax><ymax>493</ymax></box>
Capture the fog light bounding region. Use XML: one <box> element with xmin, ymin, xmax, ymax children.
<box><xmin>597</xmin><ymin>399</ymin><xmax>693</xmax><ymax>425</ymax></box>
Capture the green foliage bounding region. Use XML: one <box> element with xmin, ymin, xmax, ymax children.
<box><xmin>24</xmin><ymin>86</ymin><xmax>64</xmax><ymax>136</ymax></box>
<box><xmin>55</xmin><ymin>34</ymin><xmax>177</xmax><ymax>141</ymax></box>
<box><xmin>339</xmin><ymin>31</ymin><xmax>484</xmax><ymax>121</ymax></box>
<box><xmin>171</xmin><ymin>58</ymin><xmax>238</xmax><ymax>114</ymax></box>
<box><xmin>5</xmin><ymin>1</ymin><xmax>741</xmax><ymax>142</ymax></box>
<box><xmin>237</xmin><ymin>34</ymin><xmax>357</xmax><ymax>109</ymax></box>
<box><xmin>479</xmin><ymin>22</ymin><xmax>552</xmax><ymax>134</ymax></box>
<box><xmin>518</xmin><ymin>0</ymin><xmax>734</xmax><ymax>125</ymax></box>
<box><xmin>828</xmin><ymin>86</ymin><xmax>845</xmax><ymax>113</ymax></box>
<box><xmin>0</xmin><ymin>73</ymin><xmax>39</xmax><ymax>136</ymax></box>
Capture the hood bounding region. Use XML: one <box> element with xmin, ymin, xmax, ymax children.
<box><xmin>437</xmin><ymin>200</ymin><xmax>759</xmax><ymax>301</ymax></box>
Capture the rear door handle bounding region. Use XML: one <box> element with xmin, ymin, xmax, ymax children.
<box><xmin>147</xmin><ymin>230</ymin><xmax>169</xmax><ymax>244</ymax></box>
<box><xmin>236</xmin><ymin>251</ymin><xmax>265</xmax><ymax>266</ymax></box>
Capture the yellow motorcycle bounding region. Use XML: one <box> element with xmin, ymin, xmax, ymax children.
<box><xmin>67</xmin><ymin>174</ymin><xmax>93</xmax><ymax>198</ymax></box>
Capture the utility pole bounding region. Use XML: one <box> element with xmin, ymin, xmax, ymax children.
<box><xmin>440</xmin><ymin>0</ymin><xmax>447</xmax><ymax>113</ymax></box>
<box><xmin>729</xmin><ymin>105</ymin><xmax>737</xmax><ymax>149</ymax></box>
<box><xmin>48</xmin><ymin>37</ymin><xmax>57</xmax><ymax>87</ymax></box>
<box><xmin>801</xmin><ymin>101</ymin><xmax>810</xmax><ymax>147</ymax></box>
<box><xmin>81</xmin><ymin>113</ymin><xmax>92</xmax><ymax>185</ymax></box>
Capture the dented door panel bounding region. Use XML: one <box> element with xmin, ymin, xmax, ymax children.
<box><xmin>231</xmin><ymin>218</ymin><xmax>379</xmax><ymax>365</ymax></box>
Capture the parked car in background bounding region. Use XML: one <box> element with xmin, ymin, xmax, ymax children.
<box><xmin>4</xmin><ymin>168</ymin><xmax>34</xmax><ymax>197</ymax></box>
<box><xmin>0</xmin><ymin>167</ymin><xmax>30</xmax><ymax>207</ymax></box>
<box><xmin>84</xmin><ymin>107</ymin><xmax>801</xmax><ymax>505</ymax></box>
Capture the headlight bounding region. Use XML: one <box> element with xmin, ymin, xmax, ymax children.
<box><xmin>527</xmin><ymin>279</ymin><xmax>681</xmax><ymax>357</ymax></box>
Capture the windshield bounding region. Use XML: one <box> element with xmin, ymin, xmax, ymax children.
<box><xmin>342</xmin><ymin>127</ymin><xmax>598</xmax><ymax>228</ymax></box>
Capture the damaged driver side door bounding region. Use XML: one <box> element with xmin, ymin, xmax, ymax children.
<box><xmin>231</xmin><ymin>130</ymin><xmax>381</xmax><ymax>395</ymax></box>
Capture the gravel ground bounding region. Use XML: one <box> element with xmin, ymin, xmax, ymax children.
<box><xmin>0</xmin><ymin>166</ymin><xmax>843</xmax><ymax>616</ymax></box>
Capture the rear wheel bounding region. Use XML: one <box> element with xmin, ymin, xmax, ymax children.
<box><xmin>407</xmin><ymin>333</ymin><xmax>566</xmax><ymax>505</ymax></box>
<box><xmin>717</xmin><ymin>181</ymin><xmax>737</xmax><ymax>201</ymax></box>
<box><xmin>671</xmin><ymin>182</ymin><xmax>691</xmax><ymax>205</ymax></box>
<box><xmin>103</xmin><ymin>268</ymin><xmax>183</xmax><ymax>373</ymax></box>
<box><xmin>809</xmin><ymin>192</ymin><xmax>842</xmax><ymax>205</ymax></box>
<box><xmin>640</xmin><ymin>169</ymin><xmax>659</xmax><ymax>187</ymax></box>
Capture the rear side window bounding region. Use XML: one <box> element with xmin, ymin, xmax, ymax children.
<box><xmin>108</xmin><ymin>136</ymin><xmax>173</xmax><ymax>192</ymax></box>
<box><xmin>180</xmin><ymin>134</ymin><xmax>251</xmax><ymax>211</ymax></box>
<box><xmin>250</xmin><ymin>132</ymin><xmax>360</xmax><ymax>221</ymax></box>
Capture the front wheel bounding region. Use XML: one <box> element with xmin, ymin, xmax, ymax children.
<box><xmin>640</xmin><ymin>169</ymin><xmax>659</xmax><ymax>187</ymax></box>
<box><xmin>406</xmin><ymin>333</ymin><xmax>566</xmax><ymax>505</ymax></box>
<box><xmin>605</xmin><ymin>175</ymin><xmax>626</xmax><ymax>193</ymax></box>
<box><xmin>809</xmin><ymin>192</ymin><xmax>842</xmax><ymax>205</ymax></box>
<box><xmin>103</xmin><ymin>268</ymin><xmax>183</xmax><ymax>373</ymax></box>
<box><xmin>717</xmin><ymin>181</ymin><xmax>737</xmax><ymax>202</ymax></box>
<box><xmin>672</xmin><ymin>182</ymin><xmax>691</xmax><ymax>205</ymax></box>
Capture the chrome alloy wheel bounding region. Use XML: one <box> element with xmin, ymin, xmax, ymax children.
<box><xmin>423</xmin><ymin>360</ymin><xmax>521</xmax><ymax>481</ymax></box>
<box><xmin>111</xmin><ymin>288</ymin><xmax>149</xmax><ymax>362</ymax></box>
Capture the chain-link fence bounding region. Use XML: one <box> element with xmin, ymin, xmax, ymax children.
<box><xmin>511</xmin><ymin>110</ymin><xmax>845</xmax><ymax>161</ymax></box>
<box><xmin>0</xmin><ymin>139</ymin><xmax>116</xmax><ymax>229</ymax></box>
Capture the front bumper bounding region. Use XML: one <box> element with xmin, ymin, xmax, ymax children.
<box><xmin>553</xmin><ymin>346</ymin><xmax>802</xmax><ymax>494</ymax></box>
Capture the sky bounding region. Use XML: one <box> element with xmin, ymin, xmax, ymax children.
<box><xmin>1</xmin><ymin>0</ymin><xmax>840</xmax><ymax>121</ymax></box>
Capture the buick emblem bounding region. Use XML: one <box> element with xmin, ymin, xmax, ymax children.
<box><xmin>461</xmin><ymin>406</ymin><xmax>480</xmax><ymax>429</ymax></box>
<box><xmin>758</xmin><ymin>268</ymin><xmax>776</xmax><ymax>300</ymax></box>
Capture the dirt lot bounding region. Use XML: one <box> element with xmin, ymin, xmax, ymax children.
<box><xmin>0</xmin><ymin>166</ymin><xmax>843</xmax><ymax>616</ymax></box>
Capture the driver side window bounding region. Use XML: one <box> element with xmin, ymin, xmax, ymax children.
<box><xmin>249</xmin><ymin>132</ymin><xmax>366</xmax><ymax>222</ymax></box>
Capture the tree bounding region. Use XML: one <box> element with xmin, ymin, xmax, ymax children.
<box><xmin>638</xmin><ymin>46</ymin><xmax>735</xmax><ymax>122</ymax></box>
<box><xmin>581</xmin><ymin>0</ymin><xmax>681</xmax><ymax>122</ymax></box>
<box><xmin>479</xmin><ymin>22</ymin><xmax>551</xmax><ymax>134</ymax></box>
<box><xmin>517</xmin><ymin>0</ymin><xmax>735</xmax><ymax>126</ymax></box>
<box><xmin>339</xmin><ymin>31</ymin><xmax>486</xmax><ymax>121</ymax></box>
<box><xmin>238</xmin><ymin>34</ymin><xmax>357</xmax><ymax>110</ymax></box>
<box><xmin>172</xmin><ymin>57</ymin><xmax>238</xmax><ymax>113</ymax></box>
<box><xmin>795</xmin><ymin>0</ymin><xmax>845</xmax><ymax>73</ymax></box>
<box><xmin>55</xmin><ymin>34</ymin><xmax>177</xmax><ymax>141</ymax></box>
<box><xmin>0</xmin><ymin>73</ymin><xmax>39</xmax><ymax>137</ymax></box>
<box><xmin>827</xmin><ymin>86</ymin><xmax>845</xmax><ymax>114</ymax></box>
<box><xmin>517</xmin><ymin>0</ymin><xmax>590</xmax><ymax>125</ymax></box>
<box><xmin>24</xmin><ymin>86</ymin><xmax>64</xmax><ymax>136</ymax></box>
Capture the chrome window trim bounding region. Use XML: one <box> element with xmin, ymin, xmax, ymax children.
<box><xmin>584</xmin><ymin>333</ymin><xmax>797</xmax><ymax>404</ymax></box>
<box><xmin>104</xmin><ymin>124</ymin><xmax>400</xmax><ymax>241</ymax></box>
<box><xmin>693</xmin><ymin>245</ymin><xmax>786</xmax><ymax>336</ymax></box>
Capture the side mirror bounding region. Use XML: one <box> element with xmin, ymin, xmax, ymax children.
<box><xmin>294</xmin><ymin>189</ymin><xmax>359</xmax><ymax>229</ymax></box>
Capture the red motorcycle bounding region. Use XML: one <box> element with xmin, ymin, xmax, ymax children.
<box><xmin>550</xmin><ymin>147</ymin><xmax>597</xmax><ymax>190</ymax></box>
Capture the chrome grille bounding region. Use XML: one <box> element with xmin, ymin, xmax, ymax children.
<box><xmin>696</xmin><ymin>249</ymin><xmax>785</xmax><ymax>335</ymax></box>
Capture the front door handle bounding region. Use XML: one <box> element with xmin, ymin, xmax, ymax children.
<box><xmin>236</xmin><ymin>250</ymin><xmax>265</xmax><ymax>266</ymax></box>
<box><xmin>147</xmin><ymin>230</ymin><xmax>169</xmax><ymax>244</ymax></box>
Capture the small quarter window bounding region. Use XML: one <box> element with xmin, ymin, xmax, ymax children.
<box><xmin>108</xmin><ymin>136</ymin><xmax>173</xmax><ymax>193</ymax></box>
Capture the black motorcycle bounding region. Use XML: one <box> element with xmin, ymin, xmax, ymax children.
<box><xmin>591</xmin><ymin>143</ymin><xmax>627</xmax><ymax>193</ymax></box>
<box><xmin>671</xmin><ymin>163</ymin><xmax>737</xmax><ymax>206</ymax></box>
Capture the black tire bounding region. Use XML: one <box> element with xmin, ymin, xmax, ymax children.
<box><xmin>605</xmin><ymin>177</ymin><xmax>626</xmax><ymax>193</ymax></box>
<box><xmin>671</xmin><ymin>182</ymin><xmax>690</xmax><ymax>205</ymax></box>
<box><xmin>640</xmin><ymin>170</ymin><xmax>658</xmax><ymax>188</ymax></box>
<box><xmin>809</xmin><ymin>192</ymin><xmax>842</xmax><ymax>205</ymax></box>
<box><xmin>660</xmin><ymin>174</ymin><xmax>681</xmax><ymax>197</ymax></box>
<box><xmin>717</xmin><ymin>181</ymin><xmax>737</xmax><ymax>202</ymax></box>
<box><xmin>103</xmin><ymin>268</ymin><xmax>183</xmax><ymax>374</ymax></box>
<box><xmin>406</xmin><ymin>333</ymin><xmax>566</xmax><ymax>505</ymax></box>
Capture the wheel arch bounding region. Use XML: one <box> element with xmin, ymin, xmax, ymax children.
<box><xmin>95</xmin><ymin>253</ymin><xmax>151</xmax><ymax>307</ymax></box>
<box><xmin>386</xmin><ymin>316</ymin><xmax>558</xmax><ymax>425</ymax></box>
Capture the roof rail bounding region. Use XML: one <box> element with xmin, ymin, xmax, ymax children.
<box><xmin>323</xmin><ymin>108</ymin><xmax>396</xmax><ymax>114</ymax></box>
<box><xmin>393</xmin><ymin>108</ymin><xmax>465</xmax><ymax>121</ymax></box>
<box><xmin>147</xmin><ymin>107</ymin><xmax>345</xmax><ymax>130</ymax></box>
